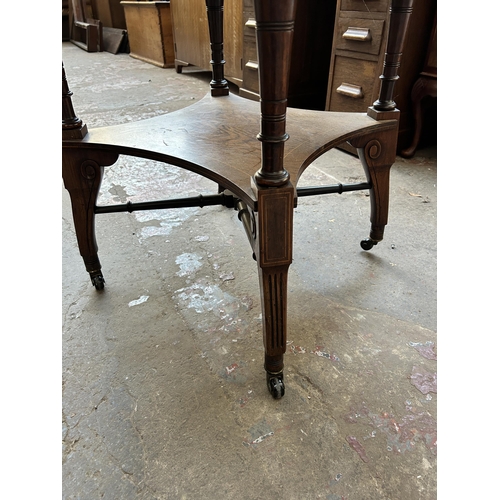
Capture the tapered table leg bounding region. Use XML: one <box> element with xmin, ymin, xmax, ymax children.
<box><xmin>252</xmin><ymin>181</ymin><xmax>294</xmax><ymax>398</ymax></box>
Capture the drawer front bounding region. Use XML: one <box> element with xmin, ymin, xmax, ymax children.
<box><xmin>335</xmin><ymin>17</ymin><xmax>385</xmax><ymax>55</ymax></box>
<box><xmin>327</xmin><ymin>56</ymin><xmax>378</xmax><ymax>112</ymax></box>
<box><xmin>341</xmin><ymin>0</ymin><xmax>390</xmax><ymax>13</ymax></box>
<box><xmin>242</xmin><ymin>16</ymin><xmax>259</xmax><ymax>94</ymax></box>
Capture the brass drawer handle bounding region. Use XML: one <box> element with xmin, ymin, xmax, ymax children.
<box><xmin>245</xmin><ymin>60</ymin><xmax>259</xmax><ymax>70</ymax></box>
<box><xmin>342</xmin><ymin>27</ymin><xmax>372</xmax><ymax>42</ymax></box>
<box><xmin>336</xmin><ymin>83</ymin><xmax>364</xmax><ymax>98</ymax></box>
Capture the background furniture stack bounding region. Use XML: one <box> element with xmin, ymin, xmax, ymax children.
<box><xmin>169</xmin><ymin>0</ymin><xmax>436</xmax><ymax>153</ymax></box>
<box><xmin>67</xmin><ymin>0</ymin><xmax>129</xmax><ymax>53</ymax></box>
<box><xmin>121</xmin><ymin>1</ymin><xmax>175</xmax><ymax>67</ymax></box>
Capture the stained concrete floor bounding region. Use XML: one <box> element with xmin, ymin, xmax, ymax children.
<box><xmin>62</xmin><ymin>42</ymin><xmax>437</xmax><ymax>499</ymax></box>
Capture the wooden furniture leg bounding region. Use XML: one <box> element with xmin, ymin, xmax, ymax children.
<box><xmin>206</xmin><ymin>0</ymin><xmax>230</xmax><ymax>96</ymax></box>
<box><xmin>250</xmin><ymin>0</ymin><xmax>297</xmax><ymax>397</ymax></box>
<box><xmin>354</xmin><ymin>0</ymin><xmax>413</xmax><ymax>250</ymax></box>
<box><xmin>253</xmin><ymin>183</ymin><xmax>294</xmax><ymax>397</ymax></box>
<box><xmin>62</xmin><ymin>64</ymin><xmax>118</xmax><ymax>289</ymax></box>
<box><xmin>351</xmin><ymin>128</ymin><xmax>398</xmax><ymax>249</ymax></box>
<box><xmin>62</xmin><ymin>149</ymin><xmax>118</xmax><ymax>289</ymax></box>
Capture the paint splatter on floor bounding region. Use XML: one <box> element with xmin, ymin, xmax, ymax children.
<box><xmin>194</xmin><ymin>235</ymin><xmax>209</xmax><ymax>242</ymax></box>
<box><xmin>409</xmin><ymin>341</ymin><xmax>437</xmax><ymax>360</ymax></box>
<box><xmin>128</xmin><ymin>295</ymin><xmax>149</xmax><ymax>307</ymax></box>
<box><xmin>374</xmin><ymin>412</ymin><xmax>436</xmax><ymax>455</ymax></box>
<box><xmin>238</xmin><ymin>394</ymin><xmax>252</xmax><ymax>408</ymax></box>
<box><xmin>312</xmin><ymin>346</ymin><xmax>340</xmax><ymax>362</ymax></box>
<box><xmin>243</xmin><ymin>419</ymin><xmax>274</xmax><ymax>448</ymax></box>
<box><xmin>220</xmin><ymin>362</ymin><xmax>248</xmax><ymax>384</ymax></box>
<box><xmin>288</xmin><ymin>343</ymin><xmax>307</xmax><ymax>355</ymax></box>
<box><xmin>136</xmin><ymin>208</ymin><xmax>198</xmax><ymax>242</ymax></box>
<box><xmin>173</xmin><ymin>282</ymin><xmax>250</xmax><ymax>337</ymax></box>
<box><xmin>344</xmin><ymin>403</ymin><xmax>437</xmax><ymax>456</ymax></box>
<box><xmin>410</xmin><ymin>365</ymin><xmax>437</xmax><ymax>395</ymax></box>
<box><xmin>175</xmin><ymin>252</ymin><xmax>203</xmax><ymax>277</ymax></box>
<box><xmin>288</xmin><ymin>343</ymin><xmax>339</xmax><ymax>362</ymax></box>
<box><xmin>346</xmin><ymin>435</ymin><xmax>369</xmax><ymax>462</ymax></box>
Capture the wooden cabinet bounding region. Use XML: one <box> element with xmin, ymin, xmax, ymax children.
<box><xmin>122</xmin><ymin>1</ymin><xmax>175</xmax><ymax>68</ymax></box>
<box><xmin>170</xmin><ymin>0</ymin><xmax>243</xmax><ymax>87</ymax></box>
<box><xmin>326</xmin><ymin>0</ymin><xmax>436</xmax><ymax>150</ymax></box>
<box><xmin>240</xmin><ymin>0</ymin><xmax>258</xmax><ymax>99</ymax></box>
<box><xmin>326</xmin><ymin>0</ymin><xmax>390</xmax><ymax>113</ymax></box>
<box><xmin>92</xmin><ymin>0</ymin><xmax>127</xmax><ymax>29</ymax></box>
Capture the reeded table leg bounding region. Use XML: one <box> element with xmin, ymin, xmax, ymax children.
<box><xmin>253</xmin><ymin>182</ymin><xmax>294</xmax><ymax>399</ymax></box>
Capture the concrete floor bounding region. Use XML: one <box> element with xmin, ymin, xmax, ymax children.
<box><xmin>62</xmin><ymin>42</ymin><xmax>437</xmax><ymax>499</ymax></box>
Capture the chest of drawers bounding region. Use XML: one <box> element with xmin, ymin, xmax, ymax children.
<box><xmin>326</xmin><ymin>0</ymin><xmax>436</xmax><ymax>150</ymax></box>
<box><xmin>326</xmin><ymin>0</ymin><xmax>390</xmax><ymax>113</ymax></box>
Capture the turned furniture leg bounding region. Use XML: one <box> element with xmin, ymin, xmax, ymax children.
<box><xmin>354</xmin><ymin>0</ymin><xmax>413</xmax><ymax>250</ymax></box>
<box><xmin>251</xmin><ymin>0</ymin><xmax>297</xmax><ymax>397</ymax></box>
<box><xmin>252</xmin><ymin>181</ymin><xmax>294</xmax><ymax>399</ymax></box>
<box><xmin>62</xmin><ymin>149</ymin><xmax>119</xmax><ymax>289</ymax></box>
<box><xmin>63</xmin><ymin>62</ymin><xmax>120</xmax><ymax>289</ymax></box>
<box><xmin>205</xmin><ymin>0</ymin><xmax>229</xmax><ymax>96</ymax></box>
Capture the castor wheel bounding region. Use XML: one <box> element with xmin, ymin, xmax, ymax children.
<box><xmin>360</xmin><ymin>238</ymin><xmax>378</xmax><ymax>251</ymax></box>
<box><xmin>90</xmin><ymin>273</ymin><xmax>105</xmax><ymax>291</ymax></box>
<box><xmin>267</xmin><ymin>372</ymin><xmax>285</xmax><ymax>399</ymax></box>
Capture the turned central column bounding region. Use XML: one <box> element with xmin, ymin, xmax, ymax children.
<box><xmin>253</xmin><ymin>0</ymin><xmax>297</xmax><ymax>187</ymax></box>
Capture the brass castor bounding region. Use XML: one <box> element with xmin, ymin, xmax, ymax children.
<box><xmin>90</xmin><ymin>273</ymin><xmax>105</xmax><ymax>290</ymax></box>
<box><xmin>267</xmin><ymin>372</ymin><xmax>285</xmax><ymax>399</ymax></box>
<box><xmin>360</xmin><ymin>238</ymin><xmax>378</xmax><ymax>251</ymax></box>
